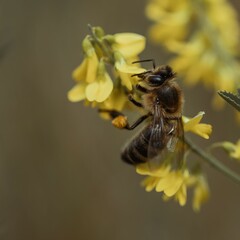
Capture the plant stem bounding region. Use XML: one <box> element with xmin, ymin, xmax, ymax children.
<box><xmin>185</xmin><ymin>137</ymin><xmax>240</xmax><ymax>184</ymax></box>
<box><xmin>88</xmin><ymin>24</ymin><xmax>115</xmax><ymax>65</ymax></box>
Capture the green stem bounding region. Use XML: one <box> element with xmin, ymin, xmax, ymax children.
<box><xmin>185</xmin><ymin>137</ymin><xmax>240</xmax><ymax>184</ymax></box>
<box><xmin>88</xmin><ymin>24</ymin><xmax>115</xmax><ymax>64</ymax></box>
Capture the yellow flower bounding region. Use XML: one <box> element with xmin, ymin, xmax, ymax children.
<box><xmin>155</xmin><ymin>169</ymin><xmax>190</xmax><ymax>206</ymax></box>
<box><xmin>137</xmin><ymin>163</ymin><xmax>171</xmax><ymax>192</ymax></box>
<box><xmin>73</xmin><ymin>37</ymin><xmax>99</xmax><ymax>83</ymax></box>
<box><xmin>137</xmin><ymin>162</ymin><xmax>210</xmax><ymax>210</ymax></box>
<box><xmin>100</xmin><ymin>88</ymin><xmax>127</xmax><ymax>112</ymax></box>
<box><xmin>112</xmin><ymin>33</ymin><xmax>146</xmax><ymax>59</ymax></box>
<box><xmin>85</xmin><ymin>60</ymin><xmax>113</xmax><ymax>102</ymax></box>
<box><xmin>137</xmin><ymin>163</ymin><xmax>171</xmax><ymax>178</ymax></box>
<box><xmin>68</xmin><ymin>37</ymin><xmax>99</xmax><ymax>102</ymax></box>
<box><xmin>114</xmin><ymin>52</ymin><xmax>146</xmax><ymax>90</ymax></box>
<box><xmin>183</xmin><ymin>112</ymin><xmax>212</xmax><ymax>139</ymax></box>
<box><xmin>218</xmin><ymin>140</ymin><xmax>240</xmax><ymax>161</ymax></box>
<box><xmin>68</xmin><ymin>59</ymin><xmax>113</xmax><ymax>103</ymax></box>
<box><xmin>137</xmin><ymin>163</ymin><xmax>191</xmax><ymax>206</ymax></box>
<box><xmin>146</xmin><ymin>0</ymin><xmax>190</xmax><ymax>44</ymax></box>
<box><xmin>67</xmin><ymin>83</ymin><xmax>87</xmax><ymax>102</ymax></box>
<box><xmin>192</xmin><ymin>175</ymin><xmax>210</xmax><ymax>212</ymax></box>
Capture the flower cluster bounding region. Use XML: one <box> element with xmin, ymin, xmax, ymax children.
<box><xmin>146</xmin><ymin>0</ymin><xmax>240</xmax><ymax>109</ymax></box>
<box><xmin>137</xmin><ymin>164</ymin><xmax>209</xmax><ymax>212</ymax></box>
<box><xmin>68</xmin><ymin>26</ymin><xmax>146</xmax><ymax>112</ymax></box>
<box><xmin>136</xmin><ymin>111</ymin><xmax>212</xmax><ymax>211</ymax></box>
<box><xmin>68</xmin><ymin>26</ymin><xmax>215</xmax><ymax>211</ymax></box>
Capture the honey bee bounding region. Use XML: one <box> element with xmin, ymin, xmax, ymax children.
<box><xmin>100</xmin><ymin>60</ymin><xmax>184</xmax><ymax>165</ymax></box>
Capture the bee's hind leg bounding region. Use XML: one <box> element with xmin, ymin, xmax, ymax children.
<box><xmin>98</xmin><ymin>109</ymin><xmax>150</xmax><ymax>130</ymax></box>
<box><xmin>125</xmin><ymin>114</ymin><xmax>150</xmax><ymax>130</ymax></box>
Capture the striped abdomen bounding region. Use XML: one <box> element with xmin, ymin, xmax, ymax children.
<box><xmin>121</xmin><ymin>125</ymin><xmax>166</xmax><ymax>165</ymax></box>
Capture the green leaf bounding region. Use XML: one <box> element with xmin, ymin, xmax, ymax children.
<box><xmin>218</xmin><ymin>90</ymin><xmax>240</xmax><ymax>112</ymax></box>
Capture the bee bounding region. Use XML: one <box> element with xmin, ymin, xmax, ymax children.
<box><xmin>99</xmin><ymin>60</ymin><xmax>184</xmax><ymax>165</ymax></box>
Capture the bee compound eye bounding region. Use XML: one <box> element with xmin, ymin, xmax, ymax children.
<box><xmin>149</xmin><ymin>75</ymin><xmax>164</xmax><ymax>86</ymax></box>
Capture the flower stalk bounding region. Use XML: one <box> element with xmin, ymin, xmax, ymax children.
<box><xmin>185</xmin><ymin>137</ymin><xmax>240</xmax><ymax>184</ymax></box>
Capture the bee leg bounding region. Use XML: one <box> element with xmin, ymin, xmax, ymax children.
<box><xmin>98</xmin><ymin>109</ymin><xmax>128</xmax><ymax>129</ymax></box>
<box><xmin>136</xmin><ymin>84</ymin><xmax>149</xmax><ymax>93</ymax></box>
<box><xmin>98</xmin><ymin>109</ymin><xmax>150</xmax><ymax>130</ymax></box>
<box><xmin>128</xmin><ymin>94</ymin><xmax>143</xmax><ymax>108</ymax></box>
<box><xmin>98</xmin><ymin>109</ymin><xmax>124</xmax><ymax>119</ymax></box>
<box><xmin>125</xmin><ymin>114</ymin><xmax>150</xmax><ymax>130</ymax></box>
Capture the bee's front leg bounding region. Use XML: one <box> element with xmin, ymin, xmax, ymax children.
<box><xmin>98</xmin><ymin>109</ymin><xmax>150</xmax><ymax>130</ymax></box>
<box><xmin>128</xmin><ymin>94</ymin><xmax>143</xmax><ymax>108</ymax></box>
<box><xmin>135</xmin><ymin>84</ymin><xmax>149</xmax><ymax>93</ymax></box>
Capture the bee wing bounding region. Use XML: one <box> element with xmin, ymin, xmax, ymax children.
<box><xmin>147</xmin><ymin>105</ymin><xmax>184</xmax><ymax>168</ymax></box>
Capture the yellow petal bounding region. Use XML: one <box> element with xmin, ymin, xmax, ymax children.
<box><xmin>72</xmin><ymin>59</ymin><xmax>88</xmax><ymax>82</ymax></box>
<box><xmin>113</xmin><ymin>33</ymin><xmax>146</xmax><ymax>59</ymax></box>
<box><xmin>229</xmin><ymin>140</ymin><xmax>240</xmax><ymax>160</ymax></box>
<box><xmin>85</xmin><ymin>82</ymin><xmax>99</xmax><ymax>102</ymax></box>
<box><xmin>115</xmin><ymin>56</ymin><xmax>145</xmax><ymax>90</ymax></box>
<box><xmin>101</xmin><ymin>88</ymin><xmax>128</xmax><ymax>112</ymax></box>
<box><xmin>183</xmin><ymin>111</ymin><xmax>204</xmax><ymax>130</ymax></box>
<box><xmin>192</xmin><ymin>177</ymin><xmax>210</xmax><ymax>212</ymax></box>
<box><xmin>85</xmin><ymin>72</ymin><xmax>113</xmax><ymax>102</ymax></box>
<box><xmin>67</xmin><ymin>84</ymin><xmax>86</xmax><ymax>102</ymax></box>
<box><xmin>136</xmin><ymin>163</ymin><xmax>170</xmax><ymax>177</ymax></box>
<box><xmin>191</xmin><ymin>124</ymin><xmax>212</xmax><ymax>139</ymax></box>
<box><xmin>72</xmin><ymin>50</ymin><xmax>98</xmax><ymax>84</ymax></box>
<box><xmin>85</xmin><ymin>52</ymin><xmax>99</xmax><ymax>83</ymax></box>
<box><xmin>116</xmin><ymin>62</ymin><xmax>146</xmax><ymax>74</ymax></box>
<box><xmin>141</xmin><ymin>177</ymin><xmax>159</xmax><ymax>192</ymax></box>
<box><xmin>163</xmin><ymin>178</ymin><xmax>183</xmax><ymax>197</ymax></box>
<box><xmin>183</xmin><ymin>112</ymin><xmax>212</xmax><ymax>139</ymax></box>
<box><xmin>176</xmin><ymin>185</ymin><xmax>187</xmax><ymax>206</ymax></box>
<box><xmin>96</xmin><ymin>73</ymin><xmax>113</xmax><ymax>102</ymax></box>
<box><xmin>156</xmin><ymin>172</ymin><xmax>183</xmax><ymax>196</ymax></box>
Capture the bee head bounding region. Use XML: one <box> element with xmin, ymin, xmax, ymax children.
<box><xmin>147</xmin><ymin>65</ymin><xmax>176</xmax><ymax>87</ymax></box>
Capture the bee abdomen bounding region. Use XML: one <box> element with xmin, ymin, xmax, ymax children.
<box><xmin>121</xmin><ymin>126</ymin><xmax>152</xmax><ymax>165</ymax></box>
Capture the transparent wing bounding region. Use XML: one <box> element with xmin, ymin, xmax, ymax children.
<box><xmin>147</xmin><ymin>104</ymin><xmax>184</xmax><ymax>169</ymax></box>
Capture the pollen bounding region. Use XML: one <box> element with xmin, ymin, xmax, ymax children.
<box><xmin>111</xmin><ymin>115</ymin><xmax>128</xmax><ymax>129</ymax></box>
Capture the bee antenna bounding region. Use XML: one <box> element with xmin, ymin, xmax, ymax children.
<box><xmin>132</xmin><ymin>59</ymin><xmax>156</xmax><ymax>69</ymax></box>
<box><xmin>131</xmin><ymin>70</ymin><xmax>152</xmax><ymax>78</ymax></box>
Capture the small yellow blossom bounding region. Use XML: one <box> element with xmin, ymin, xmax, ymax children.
<box><xmin>137</xmin><ymin>164</ymin><xmax>188</xmax><ymax>202</ymax></box>
<box><xmin>218</xmin><ymin>140</ymin><xmax>240</xmax><ymax>161</ymax></box>
<box><xmin>146</xmin><ymin>0</ymin><xmax>191</xmax><ymax>44</ymax></box>
<box><xmin>85</xmin><ymin>60</ymin><xmax>113</xmax><ymax>102</ymax></box>
<box><xmin>137</xmin><ymin>163</ymin><xmax>171</xmax><ymax>192</ymax></box>
<box><xmin>68</xmin><ymin>37</ymin><xmax>100</xmax><ymax>103</ymax></box>
<box><xmin>183</xmin><ymin>112</ymin><xmax>212</xmax><ymax>139</ymax></box>
<box><xmin>137</xmin><ymin>163</ymin><xmax>209</xmax><ymax>210</ymax></box>
<box><xmin>73</xmin><ymin>37</ymin><xmax>99</xmax><ymax>83</ymax></box>
<box><xmin>155</xmin><ymin>169</ymin><xmax>190</xmax><ymax>207</ymax></box>
<box><xmin>112</xmin><ymin>33</ymin><xmax>146</xmax><ymax>59</ymax></box>
<box><xmin>99</xmin><ymin>88</ymin><xmax>129</xmax><ymax>114</ymax></box>
<box><xmin>114</xmin><ymin>52</ymin><xmax>146</xmax><ymax>90</ymax></box>
<box><xmin>192</xmin><ymin>175</ymin><xmax>210</xmax><ymax>212</ymax></box>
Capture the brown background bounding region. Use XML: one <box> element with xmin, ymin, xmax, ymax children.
<box><xmin>1</xmin><ymin>0</ymin><xmax>240</xmax><ymax>239</ymax></box>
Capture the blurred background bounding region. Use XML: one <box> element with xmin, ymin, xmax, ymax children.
<box><xmin>0</xmin><ymin>0</ymin><xmax>240</xmax><ymax>239</ymax></box>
